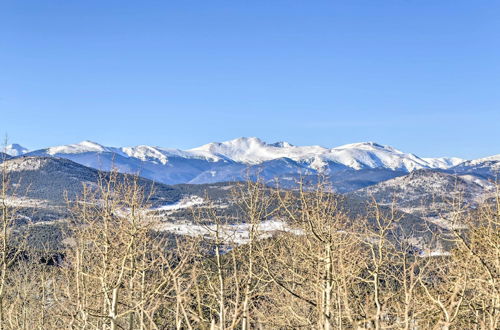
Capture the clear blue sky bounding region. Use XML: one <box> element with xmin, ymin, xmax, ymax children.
<box><xmin>1</xmin><ymin>1</ymin><xmax>498</xmax><ymax>159</ymax></box>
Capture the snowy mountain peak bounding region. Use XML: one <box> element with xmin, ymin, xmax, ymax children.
<box><xmin>80</xmin><ymin>140</ymin><xmax>103</xmax><ymax>146</ymax></box>
<box><xmin>334</xmin><ymin>141</ymin><xmax>397</xmax><ymax>152</ymax></box>
<box><xmin>337</xmin><ymin>141</ymin><xmax>383</xmax><ymax>148</ymax></box>
<box><xmin>120</xmin><ymin>145</ymin><xmax>171</xmax><ymax>165</ymax></box>
<box><xmin>3</xmin><ymin>143</ymin><xmax>29</xmax><ymax>156</ymax></box>
<box><xmin>47</xmin><ymin>140</ymin><xmax>108</xmax><ymax>155</ymax></box>
<box><xmin>189</xmin><ymin>137</ymin><xmax>327</xmax><ymax>164</ymax></box>
<box><xmin>270</xmin><ymin>141</ymin><xmax>294</xmax><ymax>148</ymax></box>
<box><xmin>195</xmin><ymin>137</ymin><xmax>265</xmax><ymax>150</ymax></box>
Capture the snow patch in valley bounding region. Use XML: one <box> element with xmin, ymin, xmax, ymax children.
<box><xmin>154</xmin><ymin>196</ymin><xmax>204</xmax><ymax>211</ymax></box>
<box><xmin>2</xmin><ymin>157</ymin><xmax>50</xmax><ymax>171</ymax></box>
<box><xmin>157</xmin><ymin>219</ymin><xmax>303</xmax><ymax>245</ymax></box>
<box><xmin>459</xmin><ymin>174</ymin><xmax>495</xmax><ymax>189</ymax></box>
<box><xmin>2</xmin><ymin>196</ymin><xmax>51</xmax><ymax>209</ymax></box>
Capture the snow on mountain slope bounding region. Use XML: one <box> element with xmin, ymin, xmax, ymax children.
<box><xmin>43</xmin><ymin>140</ymin><xmax>114</xmax><ymax>156</ymax></box>
<box><xmin>324</xmin><ymin>142</ymin><xmax>428</xmax><ymax>171</ymax></box>
<box><xmin>46</xmin><ymin>140</ymin><xmax>110</xmax><ymax>155</ymax></box>
<box><xmin>189</xmin><ymin>137</ymin><xmax>328</xmax><ymax>164</ymax></box>
<box><xmin>447</xmin><ymin>154</ymin><xmax>500</xmax><ymax>180</ymax></box>
<box><xmin>28</xmin><ymin>141</ymin><xmax>238</xmax><ymax>185</ymax></box>
<box><xmin>352</xmin><ymin>169</ymin><xmax>494</xmax><ymax>228</ymax></box>
<box><xmin>355</xmin><ymin>169</ymin><xmax>492</xmax><ymax>203</ymax></box>
<box><xmin>421</xmin><ymin>157</ymin><xmax>465</xmax><ymax>169</ymax></box>
<box><xmin>3</xmin><ymin>143</ymin><xmax>29</xmax><ymax>156</ymax></box>
<box><xmin>466</xmin><ymin>154</ymin><xmax>500</xmax><ymax>165</ymax></box>
<box><xmin>120</xmin><ymin>145</ymin><xmax>206</xmax><ymax>165</ymax></box>
<box><xmin>46</xmin><ymin>141</ymin><xmax>219</xmax><ymax>164</ymax></box>
<box><xmin>189</xmin><ymin>138</ymin><xmax>460</xmax><ymax>172</ymax></box>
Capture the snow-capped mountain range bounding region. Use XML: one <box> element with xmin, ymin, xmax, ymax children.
<box><xmin>3</xmin><ymin>138</ymin><xmax>498</xmax><ymax>192</ymax></box>
<box><xmin>190</xmin><ymin>138</ymin><xmax>465</xmax><ymax>171</ymax></box>
<box><xmin>15</xmin><ymin>137</ymin><xmax>466</xmax><ymax>169</ymax></box>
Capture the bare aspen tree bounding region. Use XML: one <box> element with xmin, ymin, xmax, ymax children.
<box><xmin>232</xmin><ymin>180</ymin><xmax>276</xmax><ymax>330</ymax></box>
<box><xmin>0</xmin><ymin>145</ymin><xmax>28</xmax><ymax>330</ymax></box>
<box><xmin>180</xmin><ymin>179</ymin><xmax>275</xmax><ymax>330</ymax></box>
<box><xmin>390</xmin><ymin>230</ymin><xmax>435</xmax><ymax>330</ymax></box>
<box><xmin>417</xmin><ymin>256</ymin><xmax>468</xmax><ymax>329</ymax></box>
<box><xmin>190</xmin><ymin>197</ymin><xmax>232</xmax><ymax>329</ymax></box>
<box><xmin>446</xmin><ymin>183</ymin><xmax>500</xmax><ymax>329</ymax></box>
<box><xmin>356</xmin><ymin>200</ymin><xmax>404</xmax><ymax>329</ymax></box>
<box><xmin>3</xmin><ymin>250</ymin><xmax>61</xmax><ymax>329</ymax></box>
<box><xmin>259</xmin><ymin>179</ymin><xmax>364</xmax><ymax>329</ymax></box>
<box><xmin>54</xmin><ymin>170</ymin><xmax>191</xmax><ymax>329</ymax></box>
